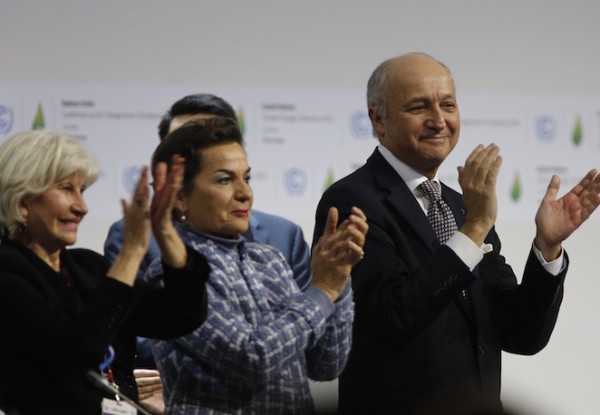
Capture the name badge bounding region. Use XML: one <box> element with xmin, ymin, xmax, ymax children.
<box><xmin>101</xmin><ymin>398</ymin><xmax>137</xmax><ymax>415</ymax></box>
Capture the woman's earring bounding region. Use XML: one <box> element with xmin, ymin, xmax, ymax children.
<box><xmin>180</xmin><ymin>214</ymin><xmax>186</xmax><ymax>222</ymax></box>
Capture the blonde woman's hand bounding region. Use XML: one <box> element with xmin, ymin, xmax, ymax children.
<box><xmin>107</xmin><ymin>166</ymin><xmax>151</xmax><ymax>286</ymax></box>
<box><xmin>151</xmin><ymin>155</ymin><xmax>187</xmax><ymax>269</ymax></box>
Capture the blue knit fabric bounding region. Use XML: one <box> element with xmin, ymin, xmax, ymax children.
<box><xmin>147</xmin><ymin>224</ymin><xmax>354</xmax><ymax>414</ymax></box>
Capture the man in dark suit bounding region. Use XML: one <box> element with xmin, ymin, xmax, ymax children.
<box><xmin>313</xmin><ymin>53</ymin><xmax>600</xmax><ymax>414</ymax></box>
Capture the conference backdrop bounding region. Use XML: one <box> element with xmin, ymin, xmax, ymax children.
<box><xmin>1</xmin><ymin>83</ymin><xmax>597</xmax><ymax>228</ymax></box>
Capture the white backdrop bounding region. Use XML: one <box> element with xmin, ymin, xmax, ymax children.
<box><xmin>3</xmin><ymin>1</ymin><xmax>600</xmax><ymax>414</ymax></box>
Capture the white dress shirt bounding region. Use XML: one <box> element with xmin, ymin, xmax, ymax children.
<box><xmin>377</xmin><ymin>144</ymin><xmax>564</xmax><ymax>276</ymax></box>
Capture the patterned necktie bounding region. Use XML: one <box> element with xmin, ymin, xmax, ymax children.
<box><xmin>417</xmin><ymin>180</ymin><xmax>458</xmax><ymax>243</ymax></box>
<box><xmin>418</xmin><ymin>180</ymin><xmax>472</xmax><ymax>311</ymax></box>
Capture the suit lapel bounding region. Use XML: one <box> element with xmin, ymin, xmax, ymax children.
<box><xmin>367</xmin><ymin>150</ymin><xmax>476</xmax><ymax>320</ymax></box>
<box><xmin>367</xmin><ymin>150</ymin><xmax>469</xmax><ymax>248</ymax></box>
<box><xmin>441</xmin><ymin>182</ymin><xmax>466</xmax><ymax>229</ymax></box>
<box><xmin>439</xmin><ymin>183</ymin><xmax>475</xmax><ymax>320</ymax></box>
<box><xmin>367</xmin><ymin>150</ymin><xmax>439</xmax><ymax>253</ymax></box>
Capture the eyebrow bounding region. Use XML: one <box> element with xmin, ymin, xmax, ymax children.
<box><xmin>214</xmin><ymin>167</ymin><xmax>252</xmax><ymax>176</ymax></box>
<box><xmin>406</xmin><ymin>93</ymin><xmax>455</xmax><ymax>102</ymax></box>
<box><xmin>402</xmin><ymin>94</ymin><xmax>456</xmax><ymax>107</ymax></box>
<box><xmin>439</xmin><ymin>94</ymin><xmax>456</xmax><ymax>101</ymax></box>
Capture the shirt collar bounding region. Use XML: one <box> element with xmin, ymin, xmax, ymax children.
<box><xmin>377</xmin><ymin>144</ymin><xmax>442</xmax><ymax>195</ymax></box>
<box><xmin>175</xmin><ymin>222</ymin><xmax>245</xmax><ymax>249</ymax></box>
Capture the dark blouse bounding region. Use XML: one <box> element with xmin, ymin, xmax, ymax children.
<box><xmin>0</xmin><ymin>240</ymin><xmax>208</xmax><ymax>414</ymax></box>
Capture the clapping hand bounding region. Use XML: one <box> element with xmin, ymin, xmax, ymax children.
<box><xmin>457</xmin><ymin>144</ymin><xmax>502</xmax><ymax>247</ymax></box>
<box><xmin>151</xmin><ymin>155</ymin><xmax>187</xmax><ymax>269</ymax></box>
<box><xmin>108</xmin><ymin>166</ymin><xmax>151</xmax><ymax>286</ymax></box>
<box><xmin>310</xmin><ymin>206</ymin><xmax>368</xmax><ymax>302</ymax></box>
<box><xmin>134</xmin><ymin>369</ymin><xmax>165</xmax><ymax>415</ymax></box>
<box><xmin>535</xmin><ymin>169</ymin><xmax>600</xmax><ymax>260</ymax></box>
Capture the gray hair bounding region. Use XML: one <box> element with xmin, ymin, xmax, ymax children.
<box><xmin>366</xmin><ymin>52</ymin><xmax>455</xmax><ymax>137</ymax></box>
<box><xmin>0</xmin><ymin>130</ymin><xmax>99</xmax><ymax>239</ymax></box>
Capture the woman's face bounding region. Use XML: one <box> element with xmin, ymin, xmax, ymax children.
<box><xmin>19</xmin><ymin>172</ymin><xmax>88</xmax><ymax>255</ymax></box>
<box><xmin>178</xmin><ymin>142</ymin><xmax>253</xmax><ymax>239</ymax></box>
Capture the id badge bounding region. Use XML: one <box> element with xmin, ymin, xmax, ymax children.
<box><xmin>101</xmin><ymin>398</ymin><xmax>137</xmax><ymax>415</ymax></box>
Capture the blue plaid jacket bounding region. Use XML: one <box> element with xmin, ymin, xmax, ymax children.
<box><xmin>148</xmin><ymin>224</ymin><xmax>354</xmax><ymax>415</ymax></box>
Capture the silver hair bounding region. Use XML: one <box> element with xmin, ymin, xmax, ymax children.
<box><xmin>366</xmin><ymin>52</ymin><xmax>455</xmax><ymax>137</ymax></box>
<box><xmin>0</xmin><ymin>130</ymin><xmax>99</xmax><ymax>239</ymax></box>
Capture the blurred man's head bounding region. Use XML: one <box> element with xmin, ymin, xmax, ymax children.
<box><xmin>157</xmin><ymin>93</ymin><xmax>237</xmax><ymax>140</ymax></box>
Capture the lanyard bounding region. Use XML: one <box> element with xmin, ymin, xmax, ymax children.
<box><xmin>99</xmin><ymin>345</ymin><xmax>120</xmax><ymax>401</ymax></box>
<box><xmin>58</xmin><ymin>265</ymin><xmax>85</xmax><ymax>311</ymax></box>
<box><xmin>99</xmin><ymin>345</ymin><xmax>115</xmax><ymax>371</ymax></box>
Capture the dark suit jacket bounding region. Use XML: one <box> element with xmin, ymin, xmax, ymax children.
<box><xmin>0</xmin><ymin>240</ymin><xmax>209</xmax><ymax>415</ymax></box>
<box><xmin>104</xmin><ymin>218</ymin><xmax>162</xmax><ymax>281</ymax></box>
<box><xmin>244</xmin><ymin>210</ymin><xmax>311</xmax><ymax>291</ymax></box>
<box><xmin>313</xmin><ymin>149</ymin><xmax>566</xmax><ymax>414</ymax></box>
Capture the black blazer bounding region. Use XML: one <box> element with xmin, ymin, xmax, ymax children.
<box><xmin>0</xmin><ymin>240</ymin><xmax>209</xmax><ymax>415</ymax></box>
<box><xmin>313</xmin><ymin>149</ymin><xmax>566</xmax><ymax>414</ymax></box>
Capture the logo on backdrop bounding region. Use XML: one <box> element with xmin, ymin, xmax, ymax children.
<box><xmin>284</xmin><ymin>167</ymin><xmax>307</xmax><ymax>196</ymax></box>
<box><xmin>572</xmin><ymin>115</ymin><xmax>583</xmax><ymax>146</ymax></box>
<box><xmin>510</xmin><ymin>171</ymin><xmax>522</xmax><ymax>202</ymax></box>
<box><xmin>32</xmin><ymin>103</ymin><xmax>45</xmax><ymax>130</ymax></box>
<box><xmin>237</xmin><ymin>107</ymin><xmax>246</xmax><ymax>136</ymax></box>
<box><xmin>535</xmin><ymin>115</ymin><xmax>557</xmax><ymax>143</ymax></box>
<box><xmin>323</xmin><ymin>168</ymin><xmax>335</xmax><ymax>193</ymax></box>
<box><xmin>349</xmin><ymin>110</ymin><xmax>371</xmax><ymax>139</ymax></box>
<box><xmin>123</xmin><ymin>166</ymin><xmax>142</xmax><ymax>194</ymax></box>
<box><xmin>0</xmin><ymin>105</ymin><xmax>14</xmax><ymax>135</ymax></box>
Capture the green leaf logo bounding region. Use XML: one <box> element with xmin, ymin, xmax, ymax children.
<box><xmin>323</xmin><ymin>168</ymin><xmax>334</xmax><ymax>192</ymax></box>
<box><xmin>237</xmin><ymin>108</ymin><xmax>245</xmax><ymax>137</ymax></box>
<box><xmin>32</xmin><ymin>103</ymin><xmax>45</xmax><ymax>130</ymax></box>
<box><xmin>572</xmin><ymin>115</ymin><xmax>582</xmax><ymax>146</ymax></box>
<box><xmin>510</xmin><ymin>172</ymin><xmax>521</xmax><ymax>202</ymax></box>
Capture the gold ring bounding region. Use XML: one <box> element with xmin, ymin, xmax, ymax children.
<box><xmin>360</xmin><ymin>250</ymin><xmax>365</xmax><ymax>259</ymax></box>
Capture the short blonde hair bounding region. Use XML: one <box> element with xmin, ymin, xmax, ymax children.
<box><xmin>0</xmin><ymin>130</ymin><xmax>99</xmax><ymax>239</ymax></box>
